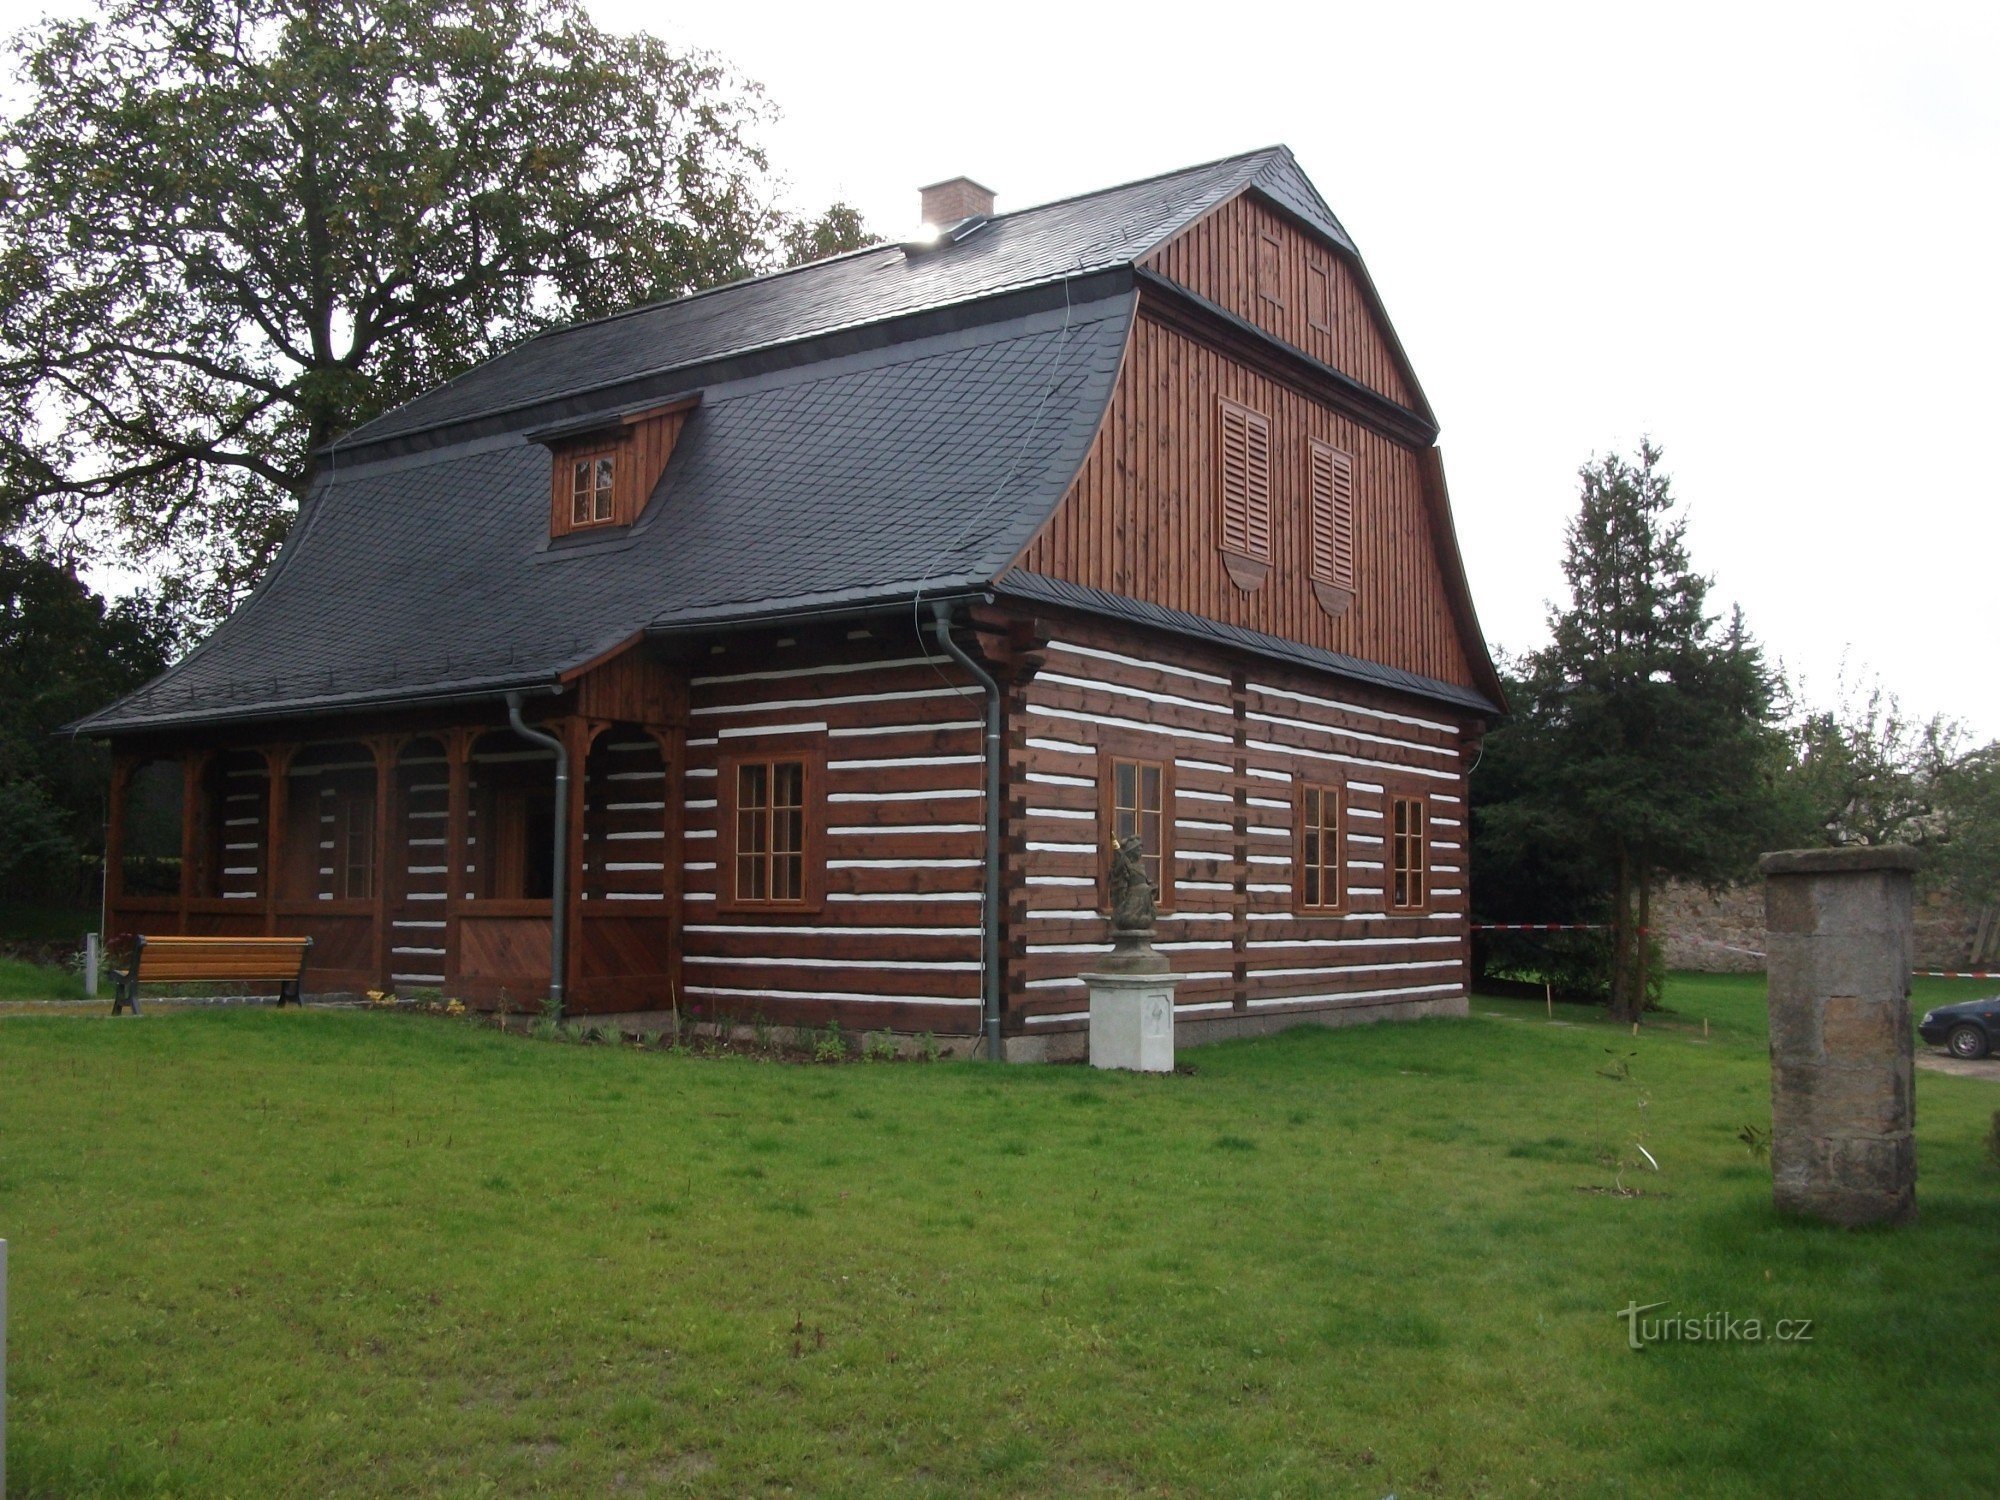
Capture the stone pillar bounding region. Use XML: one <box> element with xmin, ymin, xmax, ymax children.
<box><xmin>1758</xmin><ymin>845</ymin><xmax>1920</xmax><ymax>1226</ymax></box>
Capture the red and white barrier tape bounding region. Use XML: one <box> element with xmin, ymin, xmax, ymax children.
<box><xmin>1918</xmin><ymin>971</ymin><xmax>2000</xmax><ymax>981</ymax></box>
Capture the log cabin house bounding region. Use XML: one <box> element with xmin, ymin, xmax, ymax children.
<box><xmin>76</xmin><ymin>147</ymin><xmax>1504</xmax><ymax>1059</ymax></box>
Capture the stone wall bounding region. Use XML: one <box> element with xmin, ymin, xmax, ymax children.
<box><xmin>1655</xmin><ymin>878</ymin><xmax>1982</xmax><ymax>973</ymax></box>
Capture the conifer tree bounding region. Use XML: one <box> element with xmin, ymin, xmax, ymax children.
<box><xmin>1494</xmin><ymin>442</ymin><xmax>1789</xmax><ymax>1018</ymax></box>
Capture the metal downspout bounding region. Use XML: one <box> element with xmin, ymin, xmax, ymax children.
<box><xmin>505</xmin><ymin>691</ymin><xmax>570</xmax><ymax>1018</ymax></box>
<box><xmin>930</xmin><ymin>601</ymin><xmax>1005</xmax><ymax>1062</ymax></box>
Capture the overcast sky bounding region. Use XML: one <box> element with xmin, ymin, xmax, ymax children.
<box><xmin>610</xmin><ymin>0</ymin><xmax>1997</xmax><ymax>740</ymax></box>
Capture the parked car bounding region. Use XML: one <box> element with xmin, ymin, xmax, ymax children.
<box><xmin>1918</xmin><ymin>998</ymin><xmax>2000</xmax><ymax>1060</ymax></box>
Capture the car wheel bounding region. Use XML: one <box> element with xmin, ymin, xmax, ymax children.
<box><xmin>1946</xmin><ymin>1023</ymin><xmax>1991</xmax><ymax>1061</ymax></box>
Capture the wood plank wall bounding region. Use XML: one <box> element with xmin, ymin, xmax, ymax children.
<box><xmin>1014</xmin><ymin>314</ymin><xmax>1475</xmax><ymax>689</ymax></box>
<box><xmin>1145</xmin><ymin>194</ymin><xmax>1414</xmax><ymax>407</ymax></box>
<box><xmin>677</xmin><ymin>625</ymin><xmax>991</xmax><ymax>1038</ymax></box>
<box><xmin>1003</xmin><ymin>612</ymin><xmax>1471</xmax><ymax>1036</ymax></box>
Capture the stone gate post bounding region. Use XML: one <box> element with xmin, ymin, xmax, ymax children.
<box><xmin>1758</xmin><ymin>845</ymin><xmax>1921</xmax><ymax>1226</ymax></box>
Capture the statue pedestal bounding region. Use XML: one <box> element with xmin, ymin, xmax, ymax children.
<box><xmin>1085</xmin><ymin>970</ymin><xmax>1178</xmax><ymax>1072</ymax></box>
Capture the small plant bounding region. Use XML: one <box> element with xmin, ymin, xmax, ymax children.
<box><xmin>443</xmin><ymin>998</ymin><xmax>465</xmax><ymax>1017</ymax></box>
<box><xmin>752</xmin><ymin>1014</ymin><xmax>776</xmax><ymax>1052</ymax></box>
<box><xmin>863</xmin><ymin>1031</ymin><xmax>898</xmax><ymax>1063</ymax></box>
<box><xmin>589</xmin><ymin>1022</ymin><xmax>623</xmax><ymax>1046</ymax></box>
<box><xmin>1739</xmin><ymin>1123</ymin><xmax>1772</xmax><ymax>1161</ymax></box>
<box><xmin>914</xmin><ymin>1031</ymin><xmax>939</xmax><ymax>1063</ymax></box>
<box><xmin>813</xmin><ymin>1021</ymin><xmax>846</xmax><ymax>1063</ymax></box>
<box><xmin>638</xmin><ymin>1030</ymin><xmax>662</xmax><ymax>1050</ymax></box>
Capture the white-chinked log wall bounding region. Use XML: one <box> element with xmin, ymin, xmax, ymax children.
<box><xmin>677</xmin><ymin>631</ymin><xmax>990</xmax><ymax>1037</ymax></box>
<box><xmin>1005</xmin><ymin>611</ymin><xmax>1472</xmax><ymax>1054</ymax></box>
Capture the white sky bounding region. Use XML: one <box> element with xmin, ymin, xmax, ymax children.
<box><xmin>2</xmin><ymin>0</ymin><xmax>1991</xmax><ymax>737</ymax></box>
<box><xmin>612</xmin><ymin>0</ymin><xmax>1999</xmax><ymax>739</ymax></box>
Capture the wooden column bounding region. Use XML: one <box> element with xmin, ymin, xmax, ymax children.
<box><xmin>179</xmin><ymin>750</ymin><xmax>212</xmax><ymax>935</ymax></box>
<box><xmin>443</xmin><ymin>728</ymin><xmax>473</xmax><ymax>995</ymax></box>
<box><xmin>369</xmin><ymin>737</ymin><xmax>400</xmax><ymax>989</ymax></box>
<box><xmin>260</xmin><ymin>745</ymin><xmax>295</xmax><ymax>935</ymax></box>
<box><xmin>563</xmin><ymin>718</ymin><xmax>591</xmax><ymax>1006</ymax></box>
<box><xmin>105</xmin><ymin>751</ymin><xmax>134</xmax><ymax>919</ymax></box>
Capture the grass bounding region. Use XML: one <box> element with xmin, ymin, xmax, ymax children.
<box><xmin>0</xmin><ymin>955</ymin><xmax>84</xmax><ymax>1002</ymax></box>
<box><xmin>1</xmin><ymin>975</ymin><xmax>1996</xmax><ymax>1497</ymax></box>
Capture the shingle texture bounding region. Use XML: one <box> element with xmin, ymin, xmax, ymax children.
<box><xmin>80</xmin><ymin>301</ymin><xmax>1132</xmax><ymax>732</ymax></box>
<box><xmin>343</xmin><ymin>146</ymin><xmax>1347</xmax><ymax>448</ymax></box>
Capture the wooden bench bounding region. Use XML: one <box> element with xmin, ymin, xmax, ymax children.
<box><xmin>111</xmin><ymin>935</ymin><xmax>314</xmax><ymax>1016</ymax></box>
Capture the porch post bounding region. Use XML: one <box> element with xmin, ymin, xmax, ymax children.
<box><xmin>179</xmin><ymin>751</ymin><xmax>211</xmax><ymax>932</ymax></box>
<box><xmin>563</xmin><ymin>718</ymin><xmax>592</xmax><ymax>1004</ymax></box>
<box><xmin>443</xmin><ymin>728</ymin><xmax>472</xmax><ymax>995</ymax></box>
<box><xmin>105</xmin><ymin>751</ymin><xmax>134</xmax><ymax>920</ymax></box>
<box><xmin>370</xmin><ymin>737</ymin><xmax>399</xmax><ymax>988</ymax></box>
<box><xmin>261</xmin><ymin>744</ymin><xmax>295</xmax><ymax>934</ymax></box>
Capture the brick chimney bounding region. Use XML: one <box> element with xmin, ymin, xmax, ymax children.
<box><xmin>919</xmin><ymin>176</ymin><xmax>995</xmax><ymax>228</ymax></box>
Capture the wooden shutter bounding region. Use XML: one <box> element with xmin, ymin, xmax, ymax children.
<box><xmin>1308</xmin><ymin>439</ymin><xmax>1357</xmax><ymax>618</ymax></box>
<box><xmin>1218</xmin><ymin>399</ymin><xmax>1272</xmax><ymax>589</ymax></box>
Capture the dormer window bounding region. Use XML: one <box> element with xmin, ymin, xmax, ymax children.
<box><xmin>570</xmin><ymin>453</ymin><xmax>616</xmax><ymax>528</ymax></box>
<box><xmin>537</xmin><ymin>395</ymin><xmax>700</xmax><ymax>541</ymax></box>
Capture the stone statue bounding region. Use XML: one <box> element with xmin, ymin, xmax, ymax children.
<box><xmin>1102</xmin><ymin>834</ymin><xmax>1167</xmax><ymax>974</ymax></box>
<box><xmin>1108</xmin><ymin>835</ymin><xmax>1156</xmax><ymax>933</ymax></box>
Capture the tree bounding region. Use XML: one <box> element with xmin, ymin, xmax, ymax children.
<box><xmin>1785</xmin><ymin>672</ymin><xmax>1964</xmax><ymax>847</ymax></box>
<box><xmin>1934</xmin><ymin>743</ymin><xmax>2000</xmax><ymax>909</ymax></box>
<box><xmin>1478</xmin><ymin>443</ymin><xmax>1791</xmax><ymax>1020</ymax></box>
<box><xmin>0</xmin><ymin>543</ymin><xmax>175</xmax><ymax>901</ymax></box>
<box><xmin>0</xmin><ymin>0</ymin><xmax>871</xmax><ymax>625</ymax></box>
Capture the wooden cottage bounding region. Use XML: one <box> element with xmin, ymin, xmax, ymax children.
<box><xmin>78</xmin><ymin>147</ymin><xmax>1504</xmax><ymax>1059</ymax></box>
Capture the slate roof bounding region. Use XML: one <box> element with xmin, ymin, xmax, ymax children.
<box><xmin>79</xmin><ymin>299</ymin><xmax>1132</xmax><ymax>732</ymax></box>
<box><xmin>341</xmin><ymin>146</ymin><xmax>1351</xmax><ymax>450</ymax></box>
<box><xmin>78</xmin><ymin>145</ymin><xmax>1463</xmax><ymax>735</ymax></box>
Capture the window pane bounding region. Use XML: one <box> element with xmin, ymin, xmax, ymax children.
<box><xmin>1115</xmin><ymin>761</ymin><xmax>1135</xmax><ymax>808</ymax></box>
<box><xmin>1140</xmin><ymin>764</ymin><xmax>1161</xmax><ymax>812</ymax></box>
<box><xmin>1304</xmin><ymin>863</ymin><xmax>1320</xmax><ymax>907</ymax></box>
<box><xmin>594</xmin><ymin>456</ymin><xmax>615</xmax><ymax>521</ymax></box>
<box><xmin>571</xmin><ymin>460</ymin><xmax>591</xmax><ymax>525</ymax></box>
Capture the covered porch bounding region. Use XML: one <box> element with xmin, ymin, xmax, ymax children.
<box><xmin>104</xmin><ymin>702</ymin><xmax>683</xmax><ymax>1014</ymax></box>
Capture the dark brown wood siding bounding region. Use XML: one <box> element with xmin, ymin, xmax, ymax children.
<box><xmin>677</xmin><ymin>629</ymin><xmax>989</xmax><ymax>1037</ymax></box>
<box><xmin>1145</xmin><ymin>194</ymin><xmax>1415</xmax><ymax>406</ymax></box>
<box><xmin>1013</xmin><ymin>312</ymin><xmax>1477</xmax><ymax>690</ymax></box>
<box><xmin>1000</xmin><ymin>611</ymin><xmax>1472</xmax><ymax>1036</ymax></box>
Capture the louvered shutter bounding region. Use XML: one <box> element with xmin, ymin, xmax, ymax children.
<box><xmin>1309</xmin><ymin>440</ymin><xmax>1356</xmax><ymax>591</ymax></box>
<box><xmin>1218</xmin><ymin>399</ymin><xmax>1272</xmax><ymax>563</ymax></box>
<box><xmin>1219</xmin><ymin>401</ymin><xmax>1250</xmax><ymax>554</ymax></box>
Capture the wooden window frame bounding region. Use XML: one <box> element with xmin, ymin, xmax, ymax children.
<box><xmin>1294</xmin><ymin>782</ymin><xmax>1343</xmax><ymax>915</ymax></box>
<box><xmin>1308</xmin><ymin>438</ymin><xmax>1358</xmax><ymax>620</ymax></box>
<box><xmin>569</xmin><ymin>450</ymin><xmax>617</xmax><ymax>529</ymax></box>
<box><xmin>717</xmin><ymin>735</ymin><xmax>827</xmax><ymax>915</ymax></box>
<box><xmin>337</xmin><ymin>786</ymin><xmax>375</xmax><ymax>901</ymax></box>
<box><xmin>1256</xmin><ymin>229</ymin><xmax>1285</xmax><ymax>310</ymax></box>
<box><xmin>1096</xmin><ymin>735</ymin><xmax>1176</xmax><ymax>917</ymax></box>
<box><xmin>1391</xmin><ymin>795</ymin><xmax>1427</xmax><ymax>911</ymax></box>
<box><xmin>1305</xmin><ymin>260</ymin><xmax>1333</xmax><ymax>337</ymax></box>
<box><xmin>1217</xmin><ymin>397</ymin><xmax>1273</xmax><ymax>591</ymax></box>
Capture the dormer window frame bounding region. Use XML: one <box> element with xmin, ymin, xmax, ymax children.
<box><xmin>536</xmin><ymin>394</ymin><xmax>699</xmax><ymax>543</ymax></box>
<box><xmin>568</xmin><ymin>449</ymin><xmax>618</xmax><ymax>530</ymax></box>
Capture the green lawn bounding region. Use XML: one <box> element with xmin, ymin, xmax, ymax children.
<box><xmin>0</xmin><ymin>955</ymin><xmax>84</xmax><ymax>1002</ymax></box>
<box><xmin>1</xmin><ymin>976</ymin><xmax>1996</xmax><ymax>1497</ymax></box>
